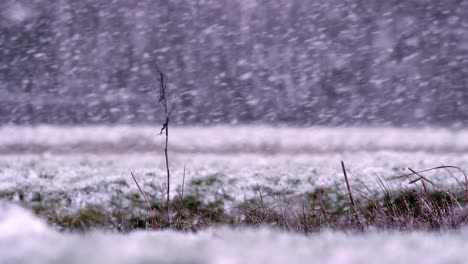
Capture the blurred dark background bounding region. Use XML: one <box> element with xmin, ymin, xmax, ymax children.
<box><xmin>1</xmin><ymin>0</ymin><xmax>467</xmax><ymax>126</ymax></box>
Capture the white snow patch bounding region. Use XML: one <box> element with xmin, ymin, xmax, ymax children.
<box><xmin>0</xmin><ymin>202</ymin><xmax>48</xmax><ymax>238</ymax></box>
<box><xmin>0</xmin><ymin>204</ymin><xmax>468</xmax><ymax>264</ymax></box>
<box><xmin>0</xmin><ymin>125</ymin><xmax>467</xmax><ymax>153</ymax></box>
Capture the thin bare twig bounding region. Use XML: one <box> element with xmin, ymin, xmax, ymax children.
<box><xmin>155</xmin><ymin>64</ymin><xmax>172</xmax><ymax>226</ymax></box>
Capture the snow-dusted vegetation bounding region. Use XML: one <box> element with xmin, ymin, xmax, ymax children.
<box><xmin>1</xmin><ymin>125</ymin><xmax>468</xmax><ymax>263</ymax></box>
<box><xmin>1</xmin><ymin>126</ymin><xmax>467</xmax><ymax>214</ymax></box>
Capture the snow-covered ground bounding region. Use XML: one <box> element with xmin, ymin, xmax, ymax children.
<box><xmin>1</xmin><ymin>125</ymin><xmax>467</xmax><ymax>263</ymax></box>
<box><xmin>1</xmin><ymin>202</ymin><xmax>468</xmax><ymax>264</ymax></box>
<box><xmin>0</xmin><ymin>151</ymin><xmax>467</xmax><ymax>213</ymax></box>
<box><xmin>1</xmin><ymin>125</ymin><xmax>468</xmax><ymax>153</ymax></box>
<box><xmin>0</xmin><ymin>125</ymin><xmax>467</xmax><ymax>212</ymax></box>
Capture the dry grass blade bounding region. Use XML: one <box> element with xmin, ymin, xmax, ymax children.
<box><xmin>179</xmin><ymin>165</ymin><xmax>186</xmax><ymax>210</ymax></box>
<box><xmin>341</xmin><ymin>161</ymin><xmax>362</xmax><ymax>229</ymax></box>
<box><xmin>388</xmin><ymin>166</ymin><xmax>466</xmax><ymax>181</ymax></box>
<box><xmin>131</xmin><ymin>172</ymin><xmax>153</xmax><ymax>212</ymax></box>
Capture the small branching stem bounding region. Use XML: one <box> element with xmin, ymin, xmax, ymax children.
<box><xmin>155</xmin><ymin>64</ymin><xmax>172</xmax><ymax>226</ymax></box>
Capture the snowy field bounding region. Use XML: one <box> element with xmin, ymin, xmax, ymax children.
<box><xmin>0</xmin><ymin>125</ymin><xmax>467</xmax><ymax>212</ymax></box>
<box><xmin>1</xmin><ymin>125</ymin><xmax>468</xmax><ymax>263</ymax></box>
<box><xmin>2</xmin><ymin>125</ymin><xmax>468</xmax><ymax>154</ymax></box>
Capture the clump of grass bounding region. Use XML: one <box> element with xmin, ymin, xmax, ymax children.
<box><xmin>1</xmin><ymin>160</ymin><xmax>463</xmax><ymax>233</ymax></box>
<box><xmin>44</xmin><ymin>207</ymin><xmax>111</xmax><ymax>232</ymax></box>
<box><xmin>22</xmin><ymin>182</ymin><xmax>468</xmax><ymax>233</ymax></box>
<box><xmin>190</xmin><ymin>174</ymin><xmax>222</xmax><ymax>186</ymax></box>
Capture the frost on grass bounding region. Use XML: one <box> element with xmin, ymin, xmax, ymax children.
<box><xmin>0</xmin><ymin>126</ymin><xmax>467</xmax><ymax>231</ymax></box>
<box><xmin>0</xmin><ymin>151</ymin><xmax>467</xmax><ymax>232</ymax></box>
<box><xmin>1</xmin><ymin>202</ymin><xmax>468</xmax><ymax>264</ymax></box>
<box><xmin>1</xmin><ymin>151</ymin><xmax>467</xmax><ymax>215</ymax></box>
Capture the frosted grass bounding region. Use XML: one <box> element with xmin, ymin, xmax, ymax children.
<box><xmin>0</xmin><ymin>151</ymin><xmax>466</xmax><ymax>212</ymax></box>
<box><xmin>0</xmin><ymin>125</ymin><xmax>467</xmax><ymax>213</ymax></box>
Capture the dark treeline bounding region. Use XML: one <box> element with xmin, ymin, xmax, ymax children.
<box><xmin>1</xmin><ymin>0</ymin><xmax>467</xmax><ymax>126</ymax></box>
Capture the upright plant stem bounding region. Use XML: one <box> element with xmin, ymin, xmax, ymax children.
<box><xmin>156</xmin><ymin>64</ymin><xmax>171</xmax><ymax>226</ymax></box>
<box><xmin>164</xmin><ymin>116</ymin><xmax>170</xmax><ymax>224</ymax></box>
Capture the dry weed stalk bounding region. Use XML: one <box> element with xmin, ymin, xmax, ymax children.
<box><xmin>128</xmin><ymin>64</ymin><xmax>173</xmax><ymax>228</ymax></box>
<box><xmin>155</xmin><ymin>64</ymin><xmax>172</xmax><ymax>225</ymax></box>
